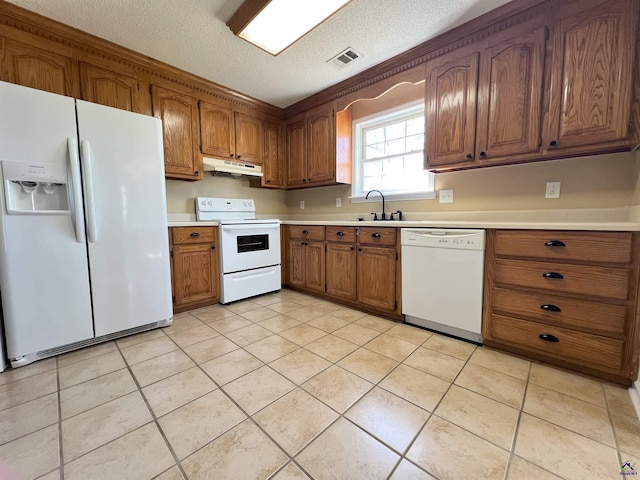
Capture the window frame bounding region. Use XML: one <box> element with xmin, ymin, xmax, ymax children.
<box><xmin>349</xmin><ymin>100</ymin><xmax>435</xmax><ymax>203</ymax></box>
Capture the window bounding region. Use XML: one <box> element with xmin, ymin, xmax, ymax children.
<box><xmin>350</xmin><ymin>102</ymin><xmax>434</xmax><ymax>201</ymax></box>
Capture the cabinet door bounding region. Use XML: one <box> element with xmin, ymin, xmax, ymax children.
<box><xmin>286</xmin><ymin>118</ymin><xmax>307</xmax><ymax>187</ymax></box>
<box><xmin>173</xmin><ymin>244</ymin><xmax>218</xmax><ymax>306</ymax></box>
<box><xmin>476</xmin><ymin>24</ymin><xmax>546</xmax><ymax>161</ymax></box>
<box><xmin>151</xmin><ymin>85</ymin><xmax>201</xmax><ymax>180</ymax></box>
<box><xmin>287</xmin><ymin>240</ymin><xmax>306</xmax><ymax>287</ymax></box>
<box><xmin>80</xmin><ymin>62</ymin><xmax>139</xmax><ymax>112</ymax></box>
<box><xmin>263</xmin><ymin>120</ymin><xmax>285</xmax><ymax>187</ymax></box>
<box><xmin>357</xmin><ymin>246</ymin><xmax>396</xmax><ymax>311</ymax></box>
<box><xmin>307</xmin><ymin>106</ymin><xmax>335</xmax><ymax>184</ymax></box>
<box><xmin>234</xmin><ymin>112</ymin><xmax>264</xmax><ymax>164</ymax></box>
<box><xmin>544</xmin><ymin>0</ymin><xmax>636</xmax><ymax>150</ymax></box>
<box><xmin>425</xmin><ymin>50</ymin><xmax>479</xmax><ymax>168</ymax></box>
<box><xmin>305</xmin><ymin>241</ymin><xmax>326</xmax><ymax>293</ymax></box>
<box><xmin>326</xmin><ymin>243</ymin><xmax>357</xmax><ymax>300</ymax></box>
<box><xmin>199</xmin><ymin>100</ymin><xmax>234</xmax><ymax>159</ymax></box>
<box><xmin>1</xmin><ymin>36</ymin><xmax>79</xmax><ymax>97</ymax></box>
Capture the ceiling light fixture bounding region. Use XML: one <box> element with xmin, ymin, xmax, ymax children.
<box><xmin>227</xmin><ymin>0</ymin><xmax>351</xmax><ymax>56</ymax></box>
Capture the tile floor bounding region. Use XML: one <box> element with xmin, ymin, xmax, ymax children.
<box><xmin>0</xmin><ymin>289</ymin><xmax>639</xmax><ymax>480</ymax></box>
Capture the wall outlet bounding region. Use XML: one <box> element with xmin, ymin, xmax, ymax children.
<box><xmin>299</xmin><ymin>200</ymin><xmax>305</xmax><ymax>209</ymax></box>
<box><xmin>336</xmin><ymin>197</ymin><xmax>342</xmax><ymax>208</ymax></box>
<box><xmin>545</xmin><ymin>182</ymin><xmax>561</xmax><ymax>198</ymax></box>
<box><xmin>439</xmin><ymin>189</ymin><xmax>454</xmax><ymax>203</ymax></box>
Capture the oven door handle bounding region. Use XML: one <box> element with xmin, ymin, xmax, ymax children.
<box><xmin>221</xmin><ymin>224</ymin><xmax>280</xmax><ymax>232</ymax></box>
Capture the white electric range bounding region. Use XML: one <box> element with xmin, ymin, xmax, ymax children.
<box><xmin>196</xmin><ymin>197</ymin><xmax>281</xmax><ymax>304</ymax></box>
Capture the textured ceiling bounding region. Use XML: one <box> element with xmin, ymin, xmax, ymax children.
<box><xmin>5</xmin><ymin>0</ymin><xmax>512</xmax><ymax>108</ymax></box>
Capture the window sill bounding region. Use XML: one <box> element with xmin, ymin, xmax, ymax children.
<box><xmin>349</xmin><ymin>191</ymin><xmax>436</xmax><ymax>203</ymax></box>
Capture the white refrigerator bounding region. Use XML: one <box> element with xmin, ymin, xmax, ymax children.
<box><xmin>0</xmin><ymin>81</ymin><xmax>172</xmax><ymax>370</ymax></box>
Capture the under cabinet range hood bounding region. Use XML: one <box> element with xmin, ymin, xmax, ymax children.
<box><xmin>202</xmin><ymin>157</ymin><xmax>263</xmax><ymax>177</ymax></box>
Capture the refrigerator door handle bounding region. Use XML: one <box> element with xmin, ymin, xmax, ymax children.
<box><xmin>80</xmin><ymin>139</ymin><xmax>98</xmax><ymax>243</ymax></box>
<box><xmin>67</xmin><ymin>138</ymin><xmax>85</xmax><ymax>244</ymax></box>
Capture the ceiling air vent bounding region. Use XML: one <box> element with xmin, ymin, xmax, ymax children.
<box><xmin>328</xmin><ymin>47</ymin><xmax>362</xmax><ymax>69</ymax></box>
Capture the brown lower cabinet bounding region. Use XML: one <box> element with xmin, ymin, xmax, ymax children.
<box><xmin>284</xmin><ymin>225</ymin><xmax>401</xmax><ymax>319</ymax></box>
<box><xmin>483</xmin><ymin>229</ymin><xmax>640</xmax><ymax>386</ymax></box>
<box><xmin>170</xmin><ymin>226</ymin><xmax>219</xmax><ymax>313</ymax></box>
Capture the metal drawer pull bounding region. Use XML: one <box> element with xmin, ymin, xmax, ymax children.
<box><xmin>544</xmin><ymin>240</ymin><xmax>566</xmax><ymax>247</ymax></box>
<box><xmin>540</xmin><ymin>304</ymin><xmax>561</xmax><ymax>312</ymax></box>
<box><xmin>302</xmin><ymin>230</ymin><xmax>308</xmax><ymax>234</ymax></box>
<box><xmin>190</xmin><ymin>232</ymin><xmax>201</xmax><ymax>237</ymax></box>
<box><xmin>542</xmin><ymin>272</ymin><xmax>563</xmax><ymax>279</ymax></box>
<box><xmin>336</xmin><ymin>231</ymin><xmax>345</xmax><ymax>236</ymax></box>
<box><xmin>539</xmin><ymin>334</ymin><xmax>560</xmax><ymax>342</ymax></box>
<box><xmin>372</xmin><ymin>233</ymin><xmax>381</xmax><ymax>238</ymax></box>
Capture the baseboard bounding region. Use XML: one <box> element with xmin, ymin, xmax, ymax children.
<box><xmin>630</xmin><ymin>380</ymin><xmax>640</xmax><ymax>420</ymax></box>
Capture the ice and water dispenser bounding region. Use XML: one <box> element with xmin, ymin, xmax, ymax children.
<box><xmin>2</xmin><ymin>160</ymin><xmax>69</xmax><ymax>214</ymax></box>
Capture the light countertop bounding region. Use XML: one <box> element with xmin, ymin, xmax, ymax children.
<box><xmin>167</xmin><ymin>208</ymin><xmax>640</xmax><ymax>231</ymax></box>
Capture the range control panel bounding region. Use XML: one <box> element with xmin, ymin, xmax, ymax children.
<box><xmin>196</xmin><ymin>197</ymin><xmax>255</xmax><ymax>213</ymax></box>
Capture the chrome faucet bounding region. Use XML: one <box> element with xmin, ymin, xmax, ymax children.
<box><xmin>365</xmin><ymin>189</ymin><xmax>386</xmax><ymax>220</ymax></box>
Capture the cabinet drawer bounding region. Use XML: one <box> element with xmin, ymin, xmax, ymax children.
<box><xmin>288</xmin><ymin>225</ymin><xmax>325</xmax><ymax>241</ymax></box>
<box><xmin>494</xmin><ymin>230</ymin><xmax>632</xmax><ymax>264</ymax></box>
<box><xmin>494</xmin><ymin>259</ymin><xmax>630</xmax><ymax>300</ymax></box>
<box><xmin>488</xmin><ymin>314</ymin><xmax>624</xmax><ymax>372</ymax></box>
<box><xmin>326</xmin><ymin>226</ymin><xmax>357</xmax><ymax>243</ymax></box>
<box><xmin>359</xmin><ymin>227</ymin><xmax>397</xmax><ymax>246</ymax></box>
<box><xmin>492</xmin><ymin>287</ymin><xmax>626</xmax><ymax>338</ymax></box>
<box><xmin>172</xmin><ymin>226</ymin><xmax>216</xmax><ymax>245</ymax></box>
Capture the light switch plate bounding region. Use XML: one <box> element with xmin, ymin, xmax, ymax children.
<box><xmin>336</xmin><ymin>197</ymin><xmax>342</xmax><ymax>208</ymax></box>
<box><xmin>299</xmin><ymin>200</ymin><xmax>305</xmax><ymax>209</ymax></box>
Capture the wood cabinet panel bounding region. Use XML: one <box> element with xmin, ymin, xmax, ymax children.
<box><xmin>173</xmin><ymin>244</ymin><xmax>218</xmax><ymax>306</ymax></box>
<box><xmin>287</xmin><ymin>240</ymin><xmax>306</xmax><ymax>287</ymax></box>
<box><xmin>1</xmin><ymin>36</ymin><xmax>79</xmax><ymax>97</ymax></box>
<box><xmin>326</xmin><ymin>226</ymin><xmax>357</xmax><ymax>243</ymax></box>
<box><xmin>544</xmin><ymin>0</ymin><xmax>636</xmax><ymax>151</ymax></box>
<box><xmin>288</xmin><ymin>225</ymin><xmax>325</xmax><ymax>241</ymax></box>
<box><xmin>425</xmin><ymin>50</ymin><xmax>479</xmax><ymax>167</ymax></box>
<box><xmin>476</xmin><ymin>24</ymin><xmax>546</xmax><ymax>161</ymax></box>
<box><xmin>234</xmin><ymin>112</ymin><xmax>263</xmax><ymax>164</ymax></box>
<box><xmin>286</xmin><ymin>118</ymin><xmax>306</xmax><ymax>187</ymax></box>
<box><xmin>492</xmin><ymin>287</ymin><xmax>626</xmax><ymax>338</ymax></box>
<box><xmin>305</xmin><ymin>241</ymin><xmax>326</xmax><ymax>293</ymax></box>
<box><xmin>262</xmin><ymin>120</ymin><xmax>285</xmax><ymax>187</ymax></box>
<box><xmin>172</xmin><ymin>226</ymin><xmax>217</xmax><ymax>245</ymax></box>
<box><xmin>326</xmin><ymin>243</ymin><xmax>357</xmax><ymax>300</ymax></box>
<box><xmin>307</xmin><ymin>106</ymin><xmax>334</xmax><ymax>184</ymax></box>
<box><xmin>494</xmin><ymin>230</ymin><xmax>633</xmax><ymax>264</ymax></box>
<box><xmin>488</xmin><ymin>313</ymin><xmax>624</xmax><ymax>372</ymax></box>
<box><xmin>199</xmin><ymin>100</ymin><xmax>234</xmax><ymax>159</ymax></box>
<box><xmin>357</xmin><ymin>246</ymin><xmax>396</xmax><ymax>311</ymax></box>
<box><xmin>494</xmin><ymin>258</ymin><xmax>630</xmax><ymax>300</ymax></box>
<box><xmin>358</xmin><ymin>227</ymin><xmax>397</xmax><ymax>246</ymax></box>
<box><xmin>151</xmin><ymin>85</ymin><xmax>201</xmax><ymax>180</ymax></box>
<box><xmin>79</xmin><ymin>62</ymin><xmax>139</xmax><ymax>112</ymax></box>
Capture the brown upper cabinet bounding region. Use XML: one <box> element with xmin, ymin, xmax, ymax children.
<box><xmin>199</xmin><ymin>98</ymin><xmax>264</xmax><ymax>165</ymax></box>
<box><xmin>0</xmin><ymin>34</ymin><xmax>80</xmax><ymax>98</ymax></box>
<box><xmin>543</xmin><ymin>0</ymin><xmax>637</xmax><ymax>154</ymax></box>
<box><xmin>425</xmin><ymin>0</ymin><xmax>639</xmax><ymax>171</ymax></box>
<box><xmin>262</xmin><ymin>119</ymin><xmax>286</xmax><ymax>188</ymax></box>
<box><xmin>79</xmin><ymin>62</ymin><xmax>143</xmax><ymax>113</ymax></box>
<box><xmin>151</xmin><ymin>85</ymin><xmax>202</xmax><ymax>180</ymax></box>
<box><xmin>286</xmin><ymin>103</ymin><xmax>351</xmax><ymax>188</ymax></box>
<box><xmin>426</xmin><ymin>20</ymin><xmax>547</xmax><ymax>169</ymax></box>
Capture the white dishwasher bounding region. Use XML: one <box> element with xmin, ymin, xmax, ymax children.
<box><xmin>401</xmin><ymin>228</ymin><xmax>485</xmax><ymax>343</ymax></box>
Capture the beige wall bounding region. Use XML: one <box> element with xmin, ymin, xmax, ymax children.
<box><xmin>284</xmin><ymin>152</ymin><xmax>639</xmax><ymax>218</ymax></box>
<box><xmin>165</xmin><ymin>175</ymin><xmax>287</xmax><ymax>215</ymax></box>
<box><xmin>166</xmin><ymin>151</ymin><xmax>639</xmax><ymax>218</ymax></box>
